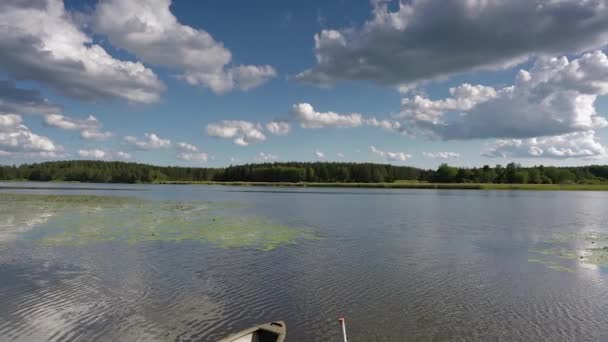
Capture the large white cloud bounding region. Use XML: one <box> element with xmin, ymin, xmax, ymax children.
<box><xmin>291</xmin><ymin>103</ymin><xmax>363</xmax><ymax>128</ymax></box>
<box><xmin>0</xmin><ymin>113</ymin><xmax>62</xmax><ymax>158</ymax></box>
<box><xmin>297</xmin><ymin>0</ymin><xmax>608</xmax><ymax>86</ymax></box>
<box><xmin>400</xmin><ymin>51</ymin><xmax>608</xmax><ymax>140</ymax></box>
<box><xmin>77</xmin><ymin>149</ymin><xmax>131</xmax><ymax>160</ymax></box>
<box><xmin>483</xmin><ymin>131</ymin><xmax>606</xmax><ymax>159</ymax></box>
<box><xmin>176</xmin><ymin>142</ymin><xmax>208</xmax><ymax>162</ymax></box>
<box><xmin>124</xmin><ymin>133</ymin><xmax>171</xmax><ymax>150</ymax></box>
<box><xmin>44</xmin><ymin>114</ymin><xmax>112</xmax><ymax>140</ymax></box>
<box><xmin>206</xmin><ymin>120</ymin><xmax>266</xmax><ymax>146</ymax></box>
<box><xmin>370</xmin><ymin>145</ymin><xmax>411</xmax><ymax>162</ymax></box>
<box><xmin>0</xmin><ymin>0</ymin><xmax>164</xmax><ymax>103</ymax></box>
<box><xmin>93</xmin><ymin>0</ymin><xmax>276</xmax><ymax>94</ymax></box>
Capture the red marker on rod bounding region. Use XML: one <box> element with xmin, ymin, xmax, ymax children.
<box><xmin>338</xmin><ymin>317</ymin><xmax>348</xmax><ymax>342</ymax></box>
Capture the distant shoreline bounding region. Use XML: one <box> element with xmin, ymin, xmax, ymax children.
<box><xmin>156</xmin><ymin>181</ymin><xmax>608</xmax><ymax>191</ymax></box>
<box><xmin>2</xmin><ymin>180</ymin><xmax>608</xmax><ymax>191</ymax></box>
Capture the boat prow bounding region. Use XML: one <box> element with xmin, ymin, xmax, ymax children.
<box><xmin>218</xmin><ymin>321</ymin><xmax>286</xmax><ymax>342</ymax></box>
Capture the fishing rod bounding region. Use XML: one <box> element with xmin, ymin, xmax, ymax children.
<box><xmin>338</xmin><ymin>317</ymin><xmax>348</xmax><ymax>342</ymax></box>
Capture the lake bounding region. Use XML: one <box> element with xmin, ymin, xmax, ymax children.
<box><xmin>1</xmin><ymin>182</ymin><xmax>608</xmax><ymax>341</ymax></box>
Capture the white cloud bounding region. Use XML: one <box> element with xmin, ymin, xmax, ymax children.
<box><xmin>0</xmin><ymin>0</ymin><xmax>164</xmax><ymax>103</ymax></box>
<box><xmin>176</xmin><ymin>142</ymin><xmax>198</xmax><ymax>153</ymax></box>
<box><xmin>0</xmin><ymin>114</ymin><xmax>22</xmax><ymax>128</ymax></box>
<box><xmin>337</xmin><ymin>152</ymin><xmax>345</xmax><ymax>158</ymax></box>
<box><xmin>291</xmin><ymin>103</ymin><xmax>363</xmax><ymax>128</ymax></box>
<box><xmin>177</xmin><ymin>152</ymin><xmax>208</xmax><ymax>162</ymax></box>
<box><xmin>297</xmin><ymin>0</ymin><xmax>608</xmax><ymax>86</ymax></box>
<box><xmin>115</xmin><ymin>151</ymin><xmax>132</xmax><ymax>160</ymax></box>
<box><xmin>0</xmin><ymin>113</ymin><xmax>62</xmax><ymax>158</ymax></box>
<box><xmin>400</xmin><ymin>51</ymin><xmax>608</xmax><ymax>141</ymax></box>
<box><xmin>370</xmin><ymin>145</ymin><xmax>411</xmax><ymax>162</ymax></box>
<box><xmin>44</xmin><ymin>114</ymin><xmax>112</xmax><ymax>140</ymax></box>
<box><xmin>124</xmin><ymin>133</ymin><xmax>171</xmax><ymax>150</ymax></box>
<box><xmin>254</xmin><ymin>152</ymin><xmax>278</xmax><ymax>162</ymax></box>
<box><xmin>265</xmin><ymin>120</ymin><xmax>291</xmax><ymax>135</ymax></box>
<box><xmin>314</xmin><ymin>150</ymin><xmax>325</xmax><ymax>159</ymax></box>
<box><xmin>44</xmin><ymin>114</ymin><xmax>95</xmax><ymax>131</ymax></box>
<box><xmin>175</xmin><ymin>141</ymin><xmax>208</xmax><ymax>162</ymax></box>
<box><xmin>80</xmin><ymin>129</ymin><xmax>112</xmax><ymax>140</ymax></box>
<box><xmin>399</xmin><ymin>84</ymin><xmax>498</xmax><ymax>124</ymax></box>
<box><xmin>206</xmin><ymin>120</ymin><xmax>266</xmax><ymax>146</ymax></box>
<box><xmin>77</xmin><ymin>149</ymin><xmax>106</xmax><ymax>159</ymax></box>
<box><xmin>364</xmin><ymin>117</ymin><xmax>403</xmax><ymax>133</ymax></box>
<box><xmin>422</xmin><ymin>151</ymin><xmax>460</xmax><ymax>159</ymax></box>
<box><xmin>483</xmin><ymin>131</ymin><xmax>606</xmax><ymax>159</ymax></box>
<box><xmin>77</xmin><ymin>149</ymin><xmax>131</xmax><ymax>160</ymax></box>
<box><xmin>93</xmin><ymin>0</ymin><xmax>276</xmax><ymax>93</ymax></box>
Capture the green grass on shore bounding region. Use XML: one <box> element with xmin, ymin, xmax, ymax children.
<box><xmin>157</xmin><ymin>180</ymin><xmax>608</xmax><ymax>191</ymax></box>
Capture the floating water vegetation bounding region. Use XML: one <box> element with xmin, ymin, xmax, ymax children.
<box><xmin>528</xmin><ymin>231</ymin><xmax>608</xmax><ymax>271</ymax></box>
<box><xmin>0</xmin><ymin>193</ymin><xmax>317</xmax><ymax>250</ymax></box>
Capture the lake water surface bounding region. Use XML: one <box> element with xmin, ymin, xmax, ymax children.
<box><xmin>1</xmin><ymin>183</ymin><xmax>608</xmax><ymax>341</ymax></box>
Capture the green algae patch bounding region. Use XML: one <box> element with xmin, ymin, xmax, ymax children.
<box><xmin>547</xmin><ymin>264</ymin><xmax>575</xmax><ymax>273</ymax></box>
<box><xmin>529</xmin><ymin>231</ymin><xmax>608</xmax><ymax>270</ymax></box>
<box><xmin>0</xmin><ymin>193</ymin><xmax>317</xmax><ymax>250</ymax></box>
<box><xmin>527</xmin><ymin>257</ymin><xmax>575</xmax><ymax>273</ymax></box>
<box><xmin>583</xmin><ymin>247</ymin><xmax>608</xmax><ymax>266</ymax></box>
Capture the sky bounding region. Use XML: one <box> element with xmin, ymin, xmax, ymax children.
<box><xmin>1</xmin><ymin>0</ymin><xmax>608</xmax><ymax>169</ymax></box>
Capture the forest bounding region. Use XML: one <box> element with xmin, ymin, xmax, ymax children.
<box><xmin>0</xmin><ymin>160</ymin><xmax>607</xmax><ymax>184</ymax></box>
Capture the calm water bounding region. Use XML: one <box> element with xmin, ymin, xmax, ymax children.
<box><xmin>1</xmin><ymin>183</ymin><xmax>608</xmax><ymax>341</ymax></box>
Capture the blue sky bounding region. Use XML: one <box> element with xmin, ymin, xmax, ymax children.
<box><xmin>1</xmin><ymin>0</ymin><xmax>608</xmax><ymax>169</ymax></box>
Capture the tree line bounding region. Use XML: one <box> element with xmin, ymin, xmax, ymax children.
<box><xmin>0</xmin><ymin>160</ymin><xmax>607</xmax><ymax>184</ymax></box>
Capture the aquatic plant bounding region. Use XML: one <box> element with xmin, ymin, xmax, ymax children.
<box><xmin>528</xmin><ymin>231</ymin><xmax>608</xmax><ymax>271</ymax></box>
<box><xmin>0</xmin><ymin>193</ymin><xmax>316</xmax><ymax>250</ymax></box>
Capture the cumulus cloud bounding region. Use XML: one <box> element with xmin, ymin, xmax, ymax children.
<box><xmin>422</xmin><ymin>151</ymin><xmax>460</xmax><ymax>159</ymax></box>
<box><xmin>483</xmin><ymin>131</ymin><xmax>606</xmax><ymax>159</ymax></box>
<box><xmin>93</xmin><ymin>0</ymin><xmax>276</xmax><ymax>93</ymax></box>
<box><xmin>370</xmin><ymin>145</ymin><xmax>411</xmax><ymax>162</ymax></box>
<box><xmin>291</xmin><ymin>103</ymin><xmax>363</xmax><ymax>128</ymax></box>
<box><xmin>0</xmin><ymin>0</ymin><xmax>164</xmax><ymax>103</ymax></box>
<box><xmin>314</xmin><ymin>150</ymin><xmax>325</xmax><ymax>159</ymax></box>
<box><xmin>265</xmin><ymin>120</ymin><xmax>291</xmax><ymax>135</ymax></box>
<box><xmin>80</xmin><ymin>130</ymin><xmax>112</xmax><ymax>140</ymax></box>
<box><xmin>44</xmin><ymin>114</ymin><xmax>112</xmax><ymax>140</ymax></box>
<box><xmin>77</xmin><ymin>149</ymin><xmax>131</xmax><ymax>160</ymax></box>
<box><xmin>364</xmin><ymin>117</ymin><xmax>403</xmax><ymax>133</ymax></box>
<box><xmin>399</xmin><ymin>84</ymin><xmax>498</xmax><ymax>124</ymax></box>
<box><xmin>0</xmin><ymin>113</ymin><xmax>62</xmax><ymax>158</ymax></box>
<box><xmin>337</xmin><ymin>152</ymin><xmax>345</xmax><ymax>158</ymax></box>
<box><xmin>124</xmin><ymin>133</ymin><xmax>171</xmax><ymax>150</ymax></box>
<box><xmin>206</xmin><ymin>120</ymin><xmax>266</xmax><ymax>146</ymax></box>
<box><xmin>282</xmin><ymin>103</ymin><xmax>406</xmax><ymax>134</ymax></box>
<box><xmin>400</xmin><ymin>51</ymin><xmax>608</xmax><ymax>141</ymax></box>
<box><xmin>176</xmin><ymin>142</ymin><xmax>198</xmax><ymax>153</ymax></box>
<box><xmin>176</xmin><ymin>142</ymin><xmax>208</xmax><ymax>162</ymax></box>
<box><xmin>254</xmin><ymin>152</ymin><xmax>278</xmax><ymax>162</ymax></box>
<box><xmin>297</xmin><ymin>0</ymin><xmax>608</xmax><ymax>86</ymax></box>
<box><xmin>0</xmin><ymin>80</ymin><xmax>61</xmax><ymax>115</ymax></box>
